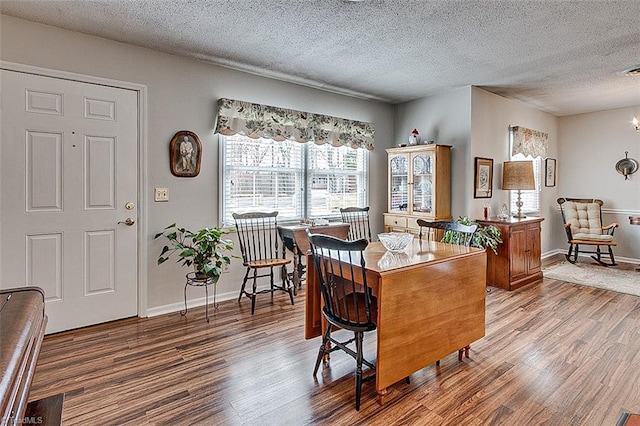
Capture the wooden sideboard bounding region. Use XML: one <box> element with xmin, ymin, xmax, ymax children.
<box><xmin>477</xmin><ymin>217</ymin><xmax>544</xmax><ymax>291</ymax></box>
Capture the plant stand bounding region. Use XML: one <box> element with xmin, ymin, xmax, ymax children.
<box><xmin>181</xmin><ymin>272</ymin><xmax>217</xmax><ymax>322</ymax></box>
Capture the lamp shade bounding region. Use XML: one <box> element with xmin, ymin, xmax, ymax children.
<box><xmin>502</xmin><ymin>161</ymin><xmax>535</xmax><ymax>190</ymax></box>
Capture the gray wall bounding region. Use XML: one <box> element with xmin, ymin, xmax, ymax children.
<box><xmin>470</xmin><ymin>87</ymin><xmax>559</xmax><ymax>255</ymax></box>
<box><xmin>557</xmin><ymin>107</ymin><xmax>640</xmax><ymax>261</ymax></box>
<box><xmin>394</xmin><ymin>87</ymin><xmax>472</xmax><ymax>219</ymax></box>
<box><xmin>394</xmin><ymin>86</ymin><xmax>640</xmax><ymax>262</ymax></box>
<box><xmin>0</xmin><ymin>15</ymin><xmax>394</xmax><ymax>312</ymax></box>
<box><xmin>393</xmin><ymin>87</ymin><xmax>560</xmax><ymax>254</ymax></box>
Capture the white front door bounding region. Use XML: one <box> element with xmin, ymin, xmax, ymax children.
<box><xmin>0</xmin><ymin>69</ymin><xmax>139</xmax><ymax>334</ymax></box>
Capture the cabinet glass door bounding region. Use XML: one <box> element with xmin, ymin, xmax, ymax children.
<box><xmin>389</xmin><ymin>156</ymin><xmax>408</xmax><ymax>212</ymax></box>
<box><xmin>412</xmin><ymin>153</ymin><xmax>433</xmax><ymax>213</ymax></box>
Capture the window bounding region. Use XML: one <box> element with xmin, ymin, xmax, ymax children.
<box><xmin>509</xmin><ymin>152</ymin><xmax>541</xmax><ymax>215</ymax></box>
<box><xmin>221</xmin><ymin>135</ymin><xmax>368</xmax><ymax>225</ymax></box>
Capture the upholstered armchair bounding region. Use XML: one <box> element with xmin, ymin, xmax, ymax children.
<box><xmin>557</xmin><ymin>198</ymin><xmax>618</xmax><ymax>266</ymax></box>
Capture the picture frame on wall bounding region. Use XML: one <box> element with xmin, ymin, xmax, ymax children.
<box><xmin>474</xmin><ymin>157</ymin><xmax>493</xmax><ymax>198</ymax></box>
<box><xmin>170</xmin><ymin>130</ymin><xmax>202</xmax><ymax>177</ymax></box>
<box><xmin>545</xmin><ymin>158</ymin><xmax>556</xmax><ymax>187</ymax></box>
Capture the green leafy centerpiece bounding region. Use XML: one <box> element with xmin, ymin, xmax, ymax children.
<box><xmin>444</xmin><ymin>216</ymin><xmax>503</xmax><ymax>254</ymax></box>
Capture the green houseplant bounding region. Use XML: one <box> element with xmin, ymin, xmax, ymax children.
<box><xmin>155</xmin><ymin>223</ymin><xmax>235</xmax><ymax>280</ymax></box>
<box><xmin>443</xmin><ymin>216</ymin><xmax>503</xmax><ymax>254</ymax></box>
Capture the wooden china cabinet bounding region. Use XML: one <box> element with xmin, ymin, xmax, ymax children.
<box><xmin>477</xmin><ymin>217</ymin><xmax>544</xmax><ymax>291</ymax></box>
<box><xmin>383</xmin><ymin>144</ymin><xmax>452</xmax><ymax>234</ymax></box>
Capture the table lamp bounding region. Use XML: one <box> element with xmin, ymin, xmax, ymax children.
<box><xmin>502</xmin><ymin>161</ymin><xmax>535</xmax><ymax>218</ymax></box>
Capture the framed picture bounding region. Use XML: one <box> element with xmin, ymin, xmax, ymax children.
<box><xmin>474</xmin><ymin>157</ymin><xmax>493</xmax><ymax>198</ymax></box>
<box><xmin>169</xmin><ymin>130</ymin><xmax>202</xmax><ymax>177</ymax></box>
<box><xmin>545</xmin><ymin>158</ymin><xmax>556</xmax><ymax>187</ymax></box>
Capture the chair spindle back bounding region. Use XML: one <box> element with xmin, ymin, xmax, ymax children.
<box><xmin>417</xmin><ymin>220</ymin><xmax>478</xmax><ymax>247</ymax></box>
<box><xmin>233</xmin><ymin>211</ymin><xmax>281</xmax><ymax>264</ymax></box>
<box><xmin>340</xmin><ymin>207</ymin><xmax>372</xmax><ymax>242</ymax></box>
<box><xmin>308</xmin><ymin>233</ymin><xmax>375</xmax><ymax>330</ymax></box>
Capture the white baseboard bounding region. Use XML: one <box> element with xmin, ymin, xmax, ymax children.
<box><xmin>543</xmin><ymin>248</ymin><xmax>639</xmax><ymax>265</ymax></box>
<box><xmin>145</xmin><ymin>283</ymin><xmax>292</xmax><ymax>318</ymax></box>
<box><xmin>146</xmin><ymin>288</ymin><xmax>239</xmax><ymax>317</ymax></box>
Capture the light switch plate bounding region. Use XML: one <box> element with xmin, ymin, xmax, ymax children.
<box><xmin>154</xmin><ymin>187</ymin><xmax>169</xmax><ymax>202</ymax></box>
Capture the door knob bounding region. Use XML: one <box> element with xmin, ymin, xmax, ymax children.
<box><xmin>118</xmin><ymin>218</ymin><xmax>135</xmax><ymax>226</ymax></box>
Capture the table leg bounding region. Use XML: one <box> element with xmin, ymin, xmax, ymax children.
<box><xmin>292</xmin><ymin>255</ymin><xmax>299</xmax><ymax>295</ymax></box>
<box><xmin>377</xmin><ymin>388</ymin><xmax>388</xmax><ymax>405</ymax></box>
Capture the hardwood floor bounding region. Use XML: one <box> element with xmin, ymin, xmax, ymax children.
<box><xmin>30</xmin><ymin>256</ymin><xmax>640</xmax><ymax>425</ymax></box>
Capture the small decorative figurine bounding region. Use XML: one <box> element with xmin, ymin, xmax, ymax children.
<box><xmin>498</xmin><ymin>203</ymin><xmax>509</xmax><ymax>220</ymax></box>
<box><xmin>408</xmin><ymin>128</ymin><xmax>421</xmax><ymax>145</ymax></box>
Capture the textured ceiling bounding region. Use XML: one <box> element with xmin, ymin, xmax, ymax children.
<box><xmin>2</xmin><ymin>0</ymin><xmax>640</xmax><ymax>116</ymax></box>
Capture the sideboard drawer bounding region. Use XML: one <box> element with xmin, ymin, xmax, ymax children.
<box><xmin>384</xmin><ymin>215</ymin><xmax>407</xmax><ymax>228</ymax></box>
<box><xmin>406</xmin><ymin>217</ymin><xmax>420</xmax><ymax>231</ymax></box>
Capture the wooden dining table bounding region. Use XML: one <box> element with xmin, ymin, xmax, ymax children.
<box><xmin>278</xmin><ymin>222</ymin><xmax>350</xmax><ymax>288</ymax></box>
<box><xmin>304</xmin><ymin>238</ymin><xmax>487</xmax><ymax>405</ymax></box>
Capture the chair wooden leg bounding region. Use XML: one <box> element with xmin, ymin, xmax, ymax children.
<box><xmin>283</xmin><ymin>265</ymin><xmax>295</xmax><ymax>305</ymax></box>
<box><xmin>250</xmin><ymin>269</ymin><xmax>258</xmax><ymax>315</ymax></box>
<box><xmin>313</xmin><ymin>326</ymin><xmax>331</xmax><ymax>376</ymax></box>
<box><xmin>591</xmin><ymin>245</ymin><xmax>618</xmax><ymax>267</ymax></box>
<box><xmin>566</xmin><ymin>244</ymin><xmax>577</xmax><ymax>263</ymax></box>
<box><xmin>238</xmin><ymin>268</ymin><xmax>250</xmax><ymax>302</ymax></box>
<box><xmin>355</xmin><ymin>331</ymin><xmax>364</xmax><ymax>411</ymax></box>
<box><xmin>269</xmin><ymin>267</ymin><xmax>275</xmax><ymax>298</ymax></box>
<box><xmin>608</xmin><ymin>245</ymin><xmax>617</xmax><ymax>266</ymax></box>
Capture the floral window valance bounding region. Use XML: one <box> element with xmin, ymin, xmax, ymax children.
<box><xmin>214</xmin><ymin>98</ymin><xmax>375</xmax><ymax>151</ymax></box>
<box><xmin>510</xmin><ymin>125</ymin><xmax>548</xmax><ymax>158</ymax></box>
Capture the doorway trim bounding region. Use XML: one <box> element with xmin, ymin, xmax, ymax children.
<box><xmin>1</xmin><ymin>60</ymin><xmax>149</xmax><ymax>317</ymax></box>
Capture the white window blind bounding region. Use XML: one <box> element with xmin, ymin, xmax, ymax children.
<box><xmin>222</xmin><ymin>136</ymin><xmax>304</xmax><ymax>225</ymax></box>
<box><xmin>307</xmin><ymin>144</ymin><xmax>368</xmax><ymax>218</ymax></box>
<box><xmin>221</xmin><ymin>135</ymin><xmax>368</xmax><ymax>225</ymax></box>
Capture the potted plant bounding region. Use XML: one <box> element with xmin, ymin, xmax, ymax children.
<box><xmin>444</xmin><ymin>216</ymin><xmax>503</xmax><ymax>254</ymax></box>
<box><xmin>155</xmin><ymin>223</ymin><xmax>235</xmax><ymax>281</ymax></box>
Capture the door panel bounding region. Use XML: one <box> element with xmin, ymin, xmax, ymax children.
<box><xmin>26</xmin><ymin>233</ymin><xmax>63</xmax><ymax>301</ymax></box>
<box><xmin>527</xmin><ymin>224</ymin><xmax>542</xmax><ymax>273</ymax></box>
<box><xmin>509</xmin><ymin>227</ymin><xmax>528</xmax><ymax>282</ymax></box>
<box><xmin>1</xmin><ymin>69</ymin><xmax>138</xmax><ymax>333</ymax></box>
<box><xmin>26</xmin><ymin>131</ymin><xmax>63</xmax><ymax>211</ymax></box>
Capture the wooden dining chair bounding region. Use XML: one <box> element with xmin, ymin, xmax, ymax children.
<box><xmin>233</xmin><ymin>211</ymin><xmax>294</xmax><ymax>314</ymax></box>
<box><xmin>417</xmin><ymin>219</ymin><xmax>478</xmax><ymax>361</ymax></box>
<box><xmin>417</xmin><ymin>219</ymin><xmax>478</xmax><ymax>247</ymax></box>
<box><xmin>277</xmin><ymin>228</ymin><xmax>305</xmax><ymax>295</ymax></box>
<box><xmin>307</xmin><ymin>233</ymin><xmax>376</xmax><ymax>411</ymax></box>
<box><xmin>340</xmin><ymin>206</ymin><xmax>372</xmax><ymax>242</ymax></box>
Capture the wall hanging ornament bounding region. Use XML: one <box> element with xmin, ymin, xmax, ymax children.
<box><xmin>169</xmin><ymin>130</ymin><xmax>202</xmax><ymax>177</ymax></box>
<box><xmin>615</xmin><ymin>151</ymin><xmax>638</xmax><ymax>180</ymax></box>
